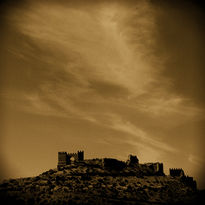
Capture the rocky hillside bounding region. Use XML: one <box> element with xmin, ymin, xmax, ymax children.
<box><xmin>0</xmin><ymin>159</ymin><xmax>204</xmax><ymax>205</ymax></box>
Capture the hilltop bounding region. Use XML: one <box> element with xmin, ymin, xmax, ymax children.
<box><xmin>0</xmin><ymin>158</ymin><xmax>204</xmax><ymax>205</ymax></box>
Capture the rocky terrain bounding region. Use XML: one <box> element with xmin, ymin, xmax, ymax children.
<box><xmin>0</xmin><ymin>159</ymin><xmax>204</xmax><ymax>205</ymax></box>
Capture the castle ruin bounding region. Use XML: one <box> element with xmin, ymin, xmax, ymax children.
<box><xmin>56</xmin><ymin>151</ymin><xmax>196</xmax><ymax>189</ymax></box>
<box><xmin>126</xmin><ymin>154</ymin><xmax>139</xmax><ymax>166</ymax></box>
<box><xmin>58</xmin><ymin>151</ymin><xmax>84</xmax><ymax>169</ymax></box>
<box><xmin>57</xmin><ymin>151</ymin><xmax>163</xmax><ymax>175</ymax></box>
<box><xmin>169</xmin><ymin>168</ymin><xmax>196</xmax><ymax>189</ymax></box>
<box><xmin>169</xmin><ymin>168</ymin><xmax>185</xmax><ymax>177</ymax></box>
<box><xmin>142</xmin><ymin>162</ymin><xmax>164</xmax><ymax>175</ymax></box>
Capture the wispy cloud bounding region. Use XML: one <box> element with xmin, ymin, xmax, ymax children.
<box><xmin>188</xmin><ymin>154</ymin><xmax>205</xmax><ymax>166</ymax></box>
<box><xmin>102</xmin><ymin>114</ymin><xmax>176</xmax><ymax>152</ymax></box>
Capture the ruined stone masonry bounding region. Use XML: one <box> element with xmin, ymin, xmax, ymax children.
<box><xmin>57</xmin><ymin>151</ymin><xmax>163</xmax><ymax>175</ymax></box>
<box><xmin>169</xmin><ymin>168</ymin><xmax>197</xmax><ymax>190</ymax></box>
<box><xmin>126</xmin><ymin>154</ymin><xmax>139</xmax><ymax>166</ymax></box>
<box><xmin>58</xmin><ymin>151</ymin><xmax>84</xmax><ymax>169</ymax></box>
<box><xmin>169</xmin><ymin>168</ymin><xmax>185</xmax><ymax>177</ymax></box>
<box><xmin>57</xmin><ymin>151</ymin><xmax>197</xmax><ymax>189</ymax></box>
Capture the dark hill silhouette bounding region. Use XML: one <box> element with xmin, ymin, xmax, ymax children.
<box><xmin>0</xmin><ymin>157</ymin><xmax>204</xmax><ymax>205</ymax></box>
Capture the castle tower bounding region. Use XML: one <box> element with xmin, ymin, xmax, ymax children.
<box><xmin>77</xmin><ymin>151</ymin><xmax>84</xmax><ymax>161</ymax></box>
<box><xmin>169</xmin><ymin>168</ymin><xmax>185</xmax><ymax>177</ymax></box>
<box><xmin>58</xmin><ymin>152</ymin><xmax>68</xmax><ymax>166</ymax></box>
<box><xmin>156</xmin><ymin>163</ymin><xmax>164</xmax><ymax>173</ymax></box>
<box><xmin>127</xmin><ymin>154</ymin><xmax>139</xmax><ymax>166</ymax></box>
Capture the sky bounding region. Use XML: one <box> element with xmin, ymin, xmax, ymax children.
<box><xmin>0</xmin><ymin>0</ymin><xmax>205</xmax><ymax>188</ymax></box>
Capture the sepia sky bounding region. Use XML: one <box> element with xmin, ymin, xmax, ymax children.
<box><xmin>0</xmin><ymin>0</ymin><xmax>205</xmax><ymax>188</ymax></box>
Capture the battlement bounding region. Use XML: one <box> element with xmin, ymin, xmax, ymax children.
<box><xmin>58</xmin><ymin>150</ymin><xmax>84</xmax><ymax>169</ymax></box>
<box><xmin>56</xmin><ymin>152</ymin><xmax>194</xmax><ymax>183</ymax></box>
<box><xmin>169</xmin><ymin>168</ymin><xmax>185</xmax><ymax>177</ymax></box>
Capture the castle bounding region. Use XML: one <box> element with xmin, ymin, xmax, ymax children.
<box><xmin>57</xmin><ymin>150</ymin><xmax>196</xmax><ymax>189</ymax></box>
<box><xmin>57</xmin><ymin>151</ymin><xmax>182</xmax><ymax>176</ymax></box>
<box><xmin>57</xmin><ymin>150</ymin><xmax>164</xmax><ymax>175</ymax></box>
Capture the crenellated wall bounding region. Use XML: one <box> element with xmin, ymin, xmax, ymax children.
<box><xmin>57</xmin><ymin>150</ymin><xmax>84</xmax><ymax>169</ymax></box>
<box><xmin>169</xmin><ymin>168</ymin><xmax>185</xmax><ymax>177</ymax></box>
